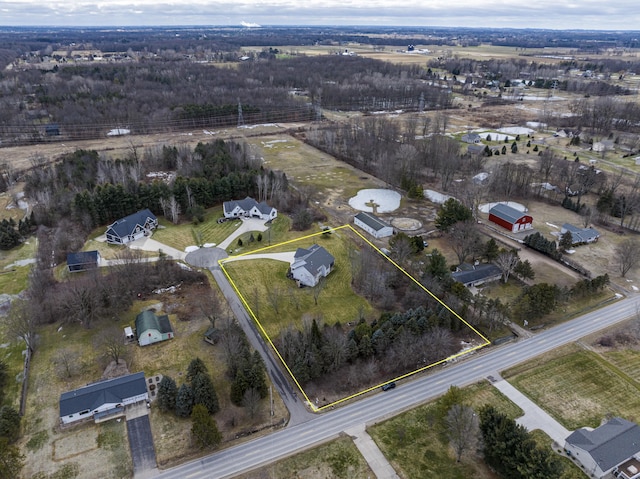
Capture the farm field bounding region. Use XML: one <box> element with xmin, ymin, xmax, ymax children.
<box><xmin>503</xmin><ymin>344</ymin><xmax>640</xmax><ymax>430</ymax></box>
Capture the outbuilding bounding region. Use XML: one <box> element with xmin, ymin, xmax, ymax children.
<box><xmin>67</xmin><ymin>250</ymin><xmax>101</xmax><ymax>272</ymax></box>
<box><xmin>488</xmin><ymin>203</ymin><xmax>533</xmax><ymax>233</ymax></box>
<box><xmin>135</xmin><ymin>310</ymin><xmax>174</xmax><ymax>346</ymax></box>
<box><xmin>353</xmin><ymin>212</ymin><xmax>394</xmax><ymax>239</ymax></box>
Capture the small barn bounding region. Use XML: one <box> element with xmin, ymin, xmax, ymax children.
<box><xmin>289</xmin><ymin>244</ymin><xmax>334</xmax><ymax>287</ymax></box>
<box><xmin>67</xmin><ymin>250</ymin><xmax>101</xmax><ymax>272</ymax></box>
<box><xmin>105</xmin><ymin>209</ymin><xmax>158</xmax><ymax>245</ymax></box>
<box><xmin>488</xmin><ymin>204</ymin><xmax>533</xmax><ymax>233</ymax></box>
<box><xmin>135</xmin><ymin>310</ymin><xmax>174</xmax><ymax>346</ymax></box>
<box><xmin>59</xmin><ymin>372</ymin><xmax>148</xmax><ymax>425</ymax></box>
<box><xmin>354</xmin><ymin>212</ymin><xmax>394</xmax><ymax>239</ymax></box>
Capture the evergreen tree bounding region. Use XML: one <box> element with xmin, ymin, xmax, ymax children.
<box><xmin>0</xmin><ymin>407</ymin><xmax>21</xmax><ymax>443</ymax></box>
<box><xmin>426</xmin><ymin>248</ymin><xmax>449</xmax><ymax>280</ymax></box>
<box><xmin>186</xmin><ymin>358</ymin><xmax>208</xmax><ymax>383</ymax></box>
<box><xmin>0</xmin><ymin>438</ymin><xmax>24</xmax><ymax>478</ymax></box>
<box><xmin>435</xmin><ymin>198</ymin><xmax>473</xmax><ymax>231</ymax></box>
<box><xmin>192</xmin><ymin>373</ymin><xmax>220</xmax><ymax>415</ymax></box>
<box><xmin>190</xmin><ymin>404</ymin><xmax>222</xmax><ymax>449</ymax></box>
<box><xmin>559</xmin><ymin>230</ymin><xmax>574</xmax><ymax>252</ymax></box>
<box><xmin>175</xmin><ymin>384</ymin><xmax>195</xmax><ymax>418</ymax></box>
<box><xmin>514</xmin><ymin>260</ymin><xmax>535</xmax><ymax>280</ymax></box>
<box><xmin>157</xmin><ymin>376</ymin><xmax>178</xmax><ymax>413</ymax></box>
<box><xmin>484</xmin><ymin>238</ymin><xmax>499</xmax><ymax>262</ymax></box>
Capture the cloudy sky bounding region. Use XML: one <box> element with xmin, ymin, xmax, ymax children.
<box><xmin>0</xmin><ymin>0</ymin><xmax>638</xmax><ymax>30</ymax></box>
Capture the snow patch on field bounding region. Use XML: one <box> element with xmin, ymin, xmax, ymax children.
<box><xmin>479</xmin><ymin>201</ymin><xmax>528</xmax><ymax>214</ymax></box>
<box><xmin>424</xmin><ymin>189</ymin><xmax>455</xmax><ymax>204</ymax></box>
<box><xmin>348</xmin><ymin>189</ymin><xmax>401</xmax><ymax>213</ymax></box>
<box><xmin>497</xmin><ymin>126</ymin><xmax>534</xmax><ymax>135</ymax></box>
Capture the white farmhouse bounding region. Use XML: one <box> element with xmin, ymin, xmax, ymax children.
<box><xmin>223</xmin><ymin>197</ymin><xmax>277</xmax><ymax>221</ymax></box>
<box><xmin>289</xmin><ymin>244</ymin><xmax>334</xmax><ymax>287</ymax></box>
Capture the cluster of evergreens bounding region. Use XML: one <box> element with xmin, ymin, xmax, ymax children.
<box><xmin>523</xmin><ymin>232</ymin><xmax>561</xmax><ymax>260</ymax></box>
<box><xmin>0</xmin><ymin>360</ymin><xmax>23</xmax><ymax>476</ymax></box>
<box><xmin>0</xmin><ymin>215</ymin><xmax>35</xmax><ymax>250</ymax></box>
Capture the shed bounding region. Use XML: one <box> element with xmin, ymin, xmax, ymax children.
<box><xmin>353</xmin><ymin>212</ymin><xmax>394</xmax><ymax>239</ymax></box>
<box><xmin>67</xmin><ymin>250</ymin><xmax>101</xmax><ymax>272</ymax></box>
<box><xmin>488</xmin><ymin>203</ymin><xmax>533</xmax><ymax>233</ymax></box>
<box><xmin>135</xmin><ymin>310</ymin><xmax>174</xmax><ymax>346</ymax></box>
<box><xmin>59</xmin><ymin>372</ymin><xmax>148</xmax><ymax>425</ymax></box>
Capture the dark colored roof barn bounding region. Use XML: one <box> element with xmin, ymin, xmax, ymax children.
<box><xmin>489</xmin><ymin>203</ymin><xmax>527</xmax><ymax>223</ymax></box>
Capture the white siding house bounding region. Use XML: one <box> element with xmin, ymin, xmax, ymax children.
<box><xmin>223</xmin><ymin>197</ymin><xmax>277</xmax><ymax>221</ymax></box>
<box><xmin>289</xmin><ymin>244</ymin><xmax>335</xmax><ymax>287</ymax></box>
<box><xmin>353</xmin><ymin>212</ymin><xmax>394</xmax><ymax>239</ymax></box>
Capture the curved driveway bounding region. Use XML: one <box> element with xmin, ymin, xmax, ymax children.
<box><xmin>154</xmin><ymin>295</ymin><xmax>640</xmax><ymax>479</ymax></box>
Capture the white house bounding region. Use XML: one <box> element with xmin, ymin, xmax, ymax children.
<box><xmin>289</xmin><ymin>244</ymin><xmax>335</xmax><ymax>287</ymax></box>
<box><xmin>59</xmin><ymin>372</ymin><xmax>148</xmax><ymax>425</ymax></box>
<box><xmin>461</xmin><ymin>133</ymin><xmax>481</xmax><ymax>144</ymax></box>
<box><xmin>105</xmin><ymin>209</ymin><xmax>158</xmax><ymax>245</ymax></box>
<box><xmin>223</xmin><ymin>197</ymin><xmax>277</xmax><ymax>221</ymax></box>
<box><xmin>565</xmin><ymin>417</ymin><xmax>640</xmax><ymax>479</ymax></box>
<box><xmin>354</xmin><ymin>212</ymin><xmax>394</xmax><ymax>239</ymax></box>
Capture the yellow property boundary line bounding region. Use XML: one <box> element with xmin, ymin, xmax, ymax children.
<box><xmin>219</xmin><ymin>224</ymin><xmax>491</xmax><ymax>412</ymax></box>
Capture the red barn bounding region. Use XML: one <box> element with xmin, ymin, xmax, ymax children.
<box><xmin>488</xmin><ymin>203</ymin><xmax>533</xmax><ymax>233</ymax></box>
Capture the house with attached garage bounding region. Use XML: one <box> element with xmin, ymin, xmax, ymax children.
<box><xmin>560</xmin><ymin>223</ymin><xmax>600</xmax><ymax>245</ymax></box>
<box><xmin>564</xmin><ymin>417</ymin><xmax>640</xmax><ymax>479</ymax></box>
<box><xmin>488</xmin><ymin>203</ymin><xmax>533</xmax><ymax>233</ymax></box>
<box><xmin>67</xmin><ymin>250</ymin><xmax>101</xmax><ymax>272</ymax></box>
<box><xmin>59</xmin><ymin>372</ymin><xmax>148</xmax><ymax>425</ymax></box>
<box><xmin>105</xmin><ymin>209</ymin><xmax>158</xmax><ymax>245</ymax></box>
<box><xmin>353</xmin><ymin>212</ymin><xmax>394</xmax><ymax>239</ymax></box>
<box><xmin>451</xmin><ymin>263</ymin><xmax>502</xmax><ymax>287</ymax></box>
<box><xmin>135</xmin><ymin>310</ymin><xmax>174</xmax><ymax>346</ymax></box>
<box><xmin>223</xmin><ymin>197</ymin><xmax>277</xmax><ymax>221</ymax></box>
<box><xmin>289</xmin><ymin>244</ymin><xmax>335</xmax><ymax>287</ymax></box>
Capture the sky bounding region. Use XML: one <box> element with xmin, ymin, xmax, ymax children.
<box><xmin>0</xmin><ymin>0</ymin><xmax>639</xmax><ymax>30</ymax></box>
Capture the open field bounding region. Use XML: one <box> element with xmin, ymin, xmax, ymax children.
<box><xmin>368</xmin><ymin>381</ymin><xmax>520</xmax><ymax>479</ymax></box>
<box><xmin>0</xmin><ymin>237</ymin><xmax>36</xmax><ymax>295</ymax></box>
<box><xmin>503</xmin><ymin>344</ymin><xmax>640</xmax><ymax>430</ymax></box>
<box><xmin>236</xmin><ymin>435</ymin><xmax>373</xmax><ymax>479</ymax></box>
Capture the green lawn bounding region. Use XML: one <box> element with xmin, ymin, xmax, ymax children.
<box><xmin>237</xmin><ymin>436</ymin><xmax>373</xmax><ymax>479</ymax></box>
<box><xmin>151</xmin><ymin>206</ymin><xmax>242</xmax><ymax>251</ymax></box>
<box><xmin>222</xmin><ymin>230</ymin><xmax>375</xmax><ymax>338</ymax></box>
<box><xmin>368</xmin><ymin>381</ymin><xmax>519</xmax><ymax>479</ymax></box>
<box><xmin>504</xmin><ymin>346</ymin><xmax>640</xmax><ymax>429</ymax></box>
<box><xmin>0</xmin><ymin>238</ymin><xmax>36</xmax><ymax>295</ymax></box>
<box><xmin>601</xmin><ymin>349</ymin><xmax>640</xmax><ymax>383</ymax></box>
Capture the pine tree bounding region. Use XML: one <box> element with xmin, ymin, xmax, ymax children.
<box><xmin>186</xmin><ymin>358</ymin><xmax>208</xmax><ymax>383</ymax></box>
<box><xmin>157</xmin><ymin>376</ymin><xmax>178</xmax><ymax>412</ymax></box>
<box><xmin>0</xmin><ymin>407</ymin><xmax>21</xmax><ymax>443</ymax></box>
<box><xmin>175</xmin><ymin>384</ymin><xmax>194</xmax><ymax>418</ymax></box>
<box><xmin>191</xmin><ymin>404</ymin><xmax>222</xmax><ymax>449</ymax></box>
<box><xmin>192</xmin><ymin>373</ymin><xmax>220</xmax><ymax>415</ymax></box>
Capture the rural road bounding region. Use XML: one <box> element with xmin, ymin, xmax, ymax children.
<box><xmin>153</xmin><ymin>294</ymin><xmax>640</xmax><ymax>479</ymax></box>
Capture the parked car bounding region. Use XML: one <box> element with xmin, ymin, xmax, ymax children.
<box><xmin>381</xmin><ymin>382</ymin><xmax>396</xmax><ymax>391</ymax></box>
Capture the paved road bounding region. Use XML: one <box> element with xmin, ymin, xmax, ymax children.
<box><xmin>153</xmin><ymin>295</ymin><xmax>639</xmax><ymax>479</ymax></box>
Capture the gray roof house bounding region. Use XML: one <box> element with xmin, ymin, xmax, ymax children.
<box><xmin>451</xmin><ymin>263</ymin><xmax>502</xmax><ymax>287</ymax></box>
<box><xmin>560</xmin><ymin>223</ymin><xmax>600</xmax><ymax>245</ymax></box>
<box><xmin>461</xmin><ymin>133</ymin><xmax>481</xmax><ymax>144</ymax></box>
<box><xmin>105</xmin><ymin>209</ymin><xmax>158</xmax><ymax>245</ymax></box>
<box><xmin>289</xmin><ymin>244</ymin><xmax>335</xmax><ymax>287</ymax></box>
<box><xmin>59</xmin><ymin>372</ymin><xmax>148</xmax><ymax>425</ymax></box>
<box><xmin>135</xmin><ymin>310</ymin><xmax>174</xmax><ymax>347</ymax></box>
<box><xmin>565</xmin><ymin>417</ymin><xmax>640</xmax><ymax>478</ymax></box>
<box><xmin>67</xmin><ymin>250</ymin><xmax>101</xmax><ymax>272</ymax></box>
<box><xmin>223</xmin><ymin>197</ymin><xmax>277</xmax><ymax>221</ymax></box>
<box><xmin>354</xmin><ymin>212</ymin><xmax>394</xmax><ymax>239</ymax></box>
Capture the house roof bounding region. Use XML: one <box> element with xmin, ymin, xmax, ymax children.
<box><xmin>561</xmin><ymin>223</ymin><xmax>600</xmax><ymax>243</ymax></box>
<box><xmin>60</xmin><ymin>372</ymin><xmax>147</xmax><ymax>416</ymax></box>
<box><xmin>489</xmin><ymin>203</ymin><xmax>529</xmax><ymax>223</ymax></box>
<box><xmin>223</xmin><ymin>197</ymin><xmax>275</xmax><ymax>215</ymax></box>
<box><xmin>467</xmin><ymin>144</ymin><xmax>485</xmax><ymax>154</ymax></box>
<box><xmin>452</xmin><ymin>263</ymin><xmax>502</xmax><ymax>285</ymax></box>
<box><xmin>292</xmin><ymin>244</ymin><xmax>335</xmax><ymax>276</ymax></box>
<box><xmin>354</xmin><ymin>212</ymin><xmax>391</xmax><ymax>232</ymax></box>
<box><xmin>135</xmin><ymin>310</ymin><xmax>173</xmax><ymax>337</ymax></box>
<box><xmin>67</xmin><ymin>250</ymin><xmax>99</xmax><ymax>267</ymax></box>
<box><xmin>462</xmin><ymin>133</ymin><xmax>481</xmax><ymax>143</ymax></box>
<box><xmin>107</xmin><ymin>209</ymin><xmax>157</xmax><ymax>238</ymax></box>
<box><xmin>566</xmin><ymin>417</ymin><xmax>640</xmax><ymax>473</ymax></box>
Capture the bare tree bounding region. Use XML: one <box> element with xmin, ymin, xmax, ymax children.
<box><xmin>54</xmin><ymin>348</ymin><xmax>81</xmax><ymax>379</ymax></box>
<box><xmin>5</xmin><ymin>299</ymin><xmax>38</xmax><ymax>354</ymax></box>
<box><xmin>99</xmin><ymin>327</ymin><xmax>128</xmax><ymax>366</ymax></box>
<box><xmin>243</xmin><ymin>388</ymin><xmax>262</xmax><ymax>420</ymax></box>
<box><xmin>446</xmin><ymin>404</ymin><xmax>480</xmax><ymax>462</ymax></box>
<box><xmin>616</xmin><ymin>238</ymin><xmax>640</xmax><ymax>277</ymax></box>
<box><xmin>449</xmin><ymin>221</ymin><xmax>482</xmax><ymax>265</ymax></box>
<box><xmin>266</xmin><ymin>284</ymin><xmax>282</xmax><ymax>314</ymax></box>
<box><xmin>495</xmin><ymin>250</ymin><xmax>520</xmax><ymax>283</ymax></box>
<box><xmin>311</xmin><ymin>276</ymin><xmax>326</xmax><ymax>306</ymax></box>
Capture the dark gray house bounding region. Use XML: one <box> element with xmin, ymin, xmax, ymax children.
<box><xmin>105</xmin><ymin>209</ymin><xmax>158</xmax><ymax>244</ymax></box>
<box><xmin>452</xmin><ymin>263</ymin><xmax>502</xmax><ymax>287</ymax></box>
<box><xmin>59</xmin><ymin>372</ymin><xmax>148</xmax><ymax>425</ymax></box>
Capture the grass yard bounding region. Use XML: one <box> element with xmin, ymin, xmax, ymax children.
<box><xmin>151</xmin><ymin>206</ymin><xmax>242</xmax><ymax>251</ymax></box>
<box><xmin>368</xmin><ymin>380</ymin><xmax>519</xmax><ymax>479</ymax></box>
<box><xmin>601</xmin><ymin>349</ymin><xmax>640</xmax><ymax>384</ymax></box>
<box><xmin>529</xmin><ymin>430</ymin><xmax>585</xmax><ymax>479</ymax></box>
<box><xmin>222</xmin><ymin>230</ymin><xmax>375</xmax><ymax>338</ymax></box>
<box><xmin>237</xmin><ymin>435</ymin><xmax>373</xmax><ymax>479</ymax></box>
<box><xmin>0</xmin><ymin>237</ymin><xmax>36</xmax><ymax>295</ymax></box>
<box><xmin>503</xmin><ymin>345</ymin><xmax>640</xmax><ymax>429</ymax></box>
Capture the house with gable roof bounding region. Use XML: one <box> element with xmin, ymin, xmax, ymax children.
<box><xmin>67</xmin><ymin>250</ymin><xmax>101</xmax><ymax>272</ymax></box>
<box><xmin>353</xmin><ymin>212</ymin><xmax>394</xmax><ymax>239</ymax></box>
<box><xmin>59</xmin><ymin>372</ymin><xmax>148</xmax><ymax>425</ymax></box>
<box><xmin>105</xmin><ymin>209</ymin><xmax>158</xmax><ymax>245</ymax></box>
<box><xmin>289</xmin><ymin>244</ymin><xmax>334</xmax><ymax>287</ymax></box>
<box><xmin>565</xmin><ymin>417</ymin><xmax>640</xmax><ymax>478</ymax></box>
<box><xmin>461</xmin><ymin>132</ymin><xmax>482</xmax><ymax>144</ymax></box>
<box><xmin>560</xmin><ymin>223</ymin><xmax>600</xmax><ymax>245</ymax></box>
<box><xmin>223</xmin><ymin>197</ymin><xmax>277</xmax><ymax>221</ymax></box>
